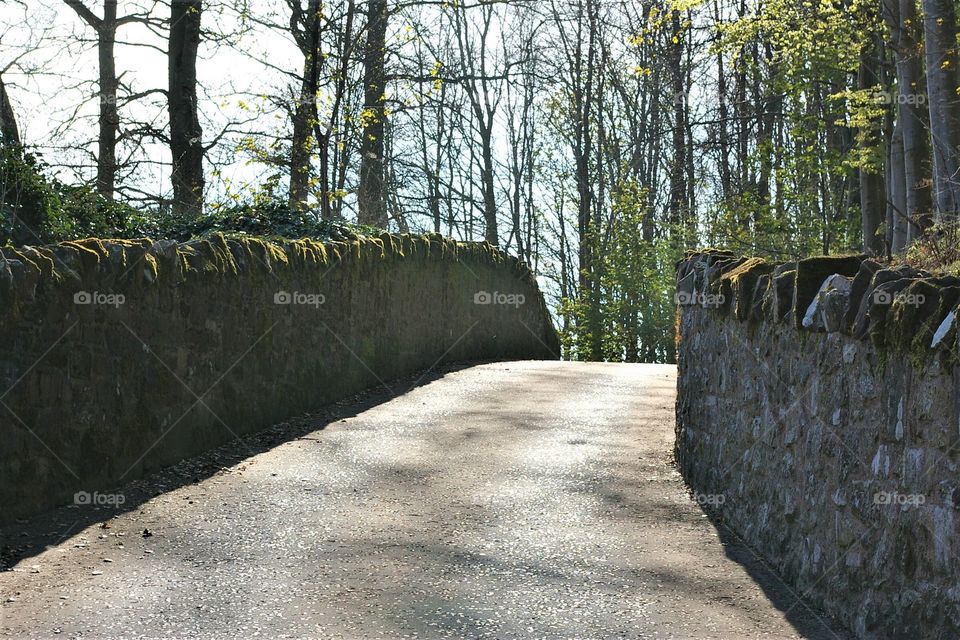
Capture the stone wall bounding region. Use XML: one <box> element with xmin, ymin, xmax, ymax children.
<box><xmin>675</xmin><ymin>250</ymin><xmax>960</xmax><ymax>638</ymax></box>
<box><xmin>0</xmin><ymin>233</ymin><xmax>558</xmax><ymax>525</ymax></box>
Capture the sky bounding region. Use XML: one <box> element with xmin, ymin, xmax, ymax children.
<box><xmin>2</xmin><ymin>0</ymin><xmax>309</xmax><ymax>202</ymax></box>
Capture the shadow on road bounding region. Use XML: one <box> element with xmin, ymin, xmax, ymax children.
<box><xmin>692</xmin><ymin>496</ymin><xmax>854</xmax><ymax>640</ymax></box>
<box><xmin>0</xmin><ymin>363</ymin><xmax>474</xmax><ymax>572</ymax></box>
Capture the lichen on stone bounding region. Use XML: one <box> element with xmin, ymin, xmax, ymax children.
<box><xmin>792</xmin><ymin>255</ymin><xmax>864</xmax><ymax>330</ymax></box>
<box><xmin>718</xmin><ymin>257</ymin><xmax>774</xmax><ymax>321</ymax></box>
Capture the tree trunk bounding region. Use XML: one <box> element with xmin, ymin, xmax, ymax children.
<box><xmin>358</xmin><ymin>0</ymin><xmax>387</xmax><ymax>228</ymax></box>
<box><xmin>714</xmin><ymin>0</ymin><xmax>731</xmax><ymax>202</ymax></box>
<box><xmin>922</xmin><ymin>0</ymin><xmax>960</xmax><ymax>217</ymax></box>
<box><xmin>168</xmin><ymin>0</ymin><xmax>204</xmax><ymax>218</ymax></box>
<box><xmin>889</xmin><ymin>124</ymin><xmax>909</xmax><ymax>251</ymax></box>
<box><xmin>96</xmin><ymin>1</ymin><xmax>119</xmax><ymax>201</ymax></box>
<box><xmin>64</xmin><ymin>0</ymin><xmax>120</xmax><ymax>200</ymax></box>
<box><xmin>289</xmin><ymin>0</ymin><xmax>321</xmax><ymax>211</ymax></box>
<box><xmin>573</xmin><ymin>0</ymin><xmax>601</xmax><ymax>361</ymax></box>
<box><xmin>857</xmin><ymin>26</ymin><xmax>885</xmax><ymax>255</ymax></box>
<box><xmin>885</xmin><ymin>0</ymin><xmax>932</xmax><ymax>243</ymax></box>
<box><xmin>0</xmin><ymin>75</ymin><xmax>20</xmax><ymax>146</ymax></box>
<box><xmin>479</xmin><ymin>127</ymin><xmax>498</xmax><ymax>245</ymax></box>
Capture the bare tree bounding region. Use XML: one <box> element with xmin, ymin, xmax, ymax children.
<box><xmin>0</xmin><ymin>73</ymin><xmax>19</xmax><ymax>146</ymax></box>
<box><xmin>287</xmin><ymin>0</ymin><xmax>321</xmax><ymax>211</ymax></box>
<box><xmin>922</xmin><ymin>0</ymin><xmax>960</xmax><ymax>217</ymax></box>
<box><xmin>63</xmin><ymin>0</ymin><xmax>121</xmax><ymax>200</ymax></box>
<box><xmin>883</xmin><ymin>0</ymin><xmax>932</xmax><ymax>249</ymax></box>
<box><xmin>358</xmin><ymin>0</ymin><xmax>387</xmax><ymax>227</ymax></box>
<box><xmin>168</xmin><ymin>0</ymin><xmax>203</xmax><ymax>217</ymax></box>
<box><xmin>857</xmin><ymin>10</ymin><xmax>885</xmax><ymax>255</ymax></box>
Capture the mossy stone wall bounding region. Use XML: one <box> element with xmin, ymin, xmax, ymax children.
<box><xmin>0</xmin><ymin>233</ymin><xmax>559</xmax><ymax>524</ymax></box>
<box><xmin>675</xmin><ymin>251</ymin><xmax>960</xmax><ymax>637</ymax></box>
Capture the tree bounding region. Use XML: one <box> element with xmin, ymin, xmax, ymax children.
<box><xmin>922</xmin><ymin>0</ymin><xmax>960</xmax><ymax>218</ymax></box>
<box><xmin>287</xmin><ymin>0</ymin><xmax>321</xmax><ymax>210</ymax></box>
<box><xmin>168</xmin><ymin>0</ymin><xmax>203</xmax><ymax>218</ymax></box>
<box><xmin>883</xmin><ymin>0</ymin><xmax>932</xmax><ymax>250</ymax></box>
<box><xmin>857</xmin><ymin>9</ymin><xmax>885</xmax><ymax>256</ymax></box>
<box><xmin>62</xmin><ymin>0</ymin><xmax>122</xmax><ymax>201</ymax></box>
<box><xmin>358</xmin><ymin>0</ymin><xmax>387</xmax><ymax>227</ymax></box>
<box><xmin>451</xmin><ymin>1</ymin><xmax>505</xmax><ymax>246</ymax></box>
<box><xmin>0</xmin><ymin>73</ymin><xmax>19</xmax><ymax>146</ymax></box>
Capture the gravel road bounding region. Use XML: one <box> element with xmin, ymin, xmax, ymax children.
<box><xmin>0</xmin><ymin>361</ymin><xmax>847</xmax><ymax>639</ymax></box>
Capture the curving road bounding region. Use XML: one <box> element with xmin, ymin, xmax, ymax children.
<box><xmin>0</xmin><ymin>361</ymin><xmax>845</xmax><ymax>639</ymax></box>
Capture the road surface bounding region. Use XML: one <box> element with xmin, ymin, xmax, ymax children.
<box><xmin>0</xmin><ymin>361</ymin><xmax>845</xmax><ymax>639</ymax></box>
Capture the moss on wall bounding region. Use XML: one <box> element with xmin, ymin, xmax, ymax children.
<box><xmin>792</xmin><ymin>255</ymin><xmax>864</xmax><ymax>330</ymax></box>
<box><xmin>0</xmin><ymin>232</ymin><xmax>559</xmax><ymax>525</ymax></box>
<box><xmin>677</xmin><ymin>250</ymin><xmax>960</xmax><ymax>370</ymax></box>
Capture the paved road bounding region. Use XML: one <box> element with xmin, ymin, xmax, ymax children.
<box><xmin>1</xmin><ymin>361</ymin><xmax>845</xmax><ymax>639</ymax></box>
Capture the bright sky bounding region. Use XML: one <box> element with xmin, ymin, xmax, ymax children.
<box><xmin>2</xmin><ymin>1</ymin><xmax>312</xmax><ymax>201</ymax></box>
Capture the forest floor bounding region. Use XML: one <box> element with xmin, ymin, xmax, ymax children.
<box><xmin>0</xmin><ymin>361</ymin><xmax>848</xmax><ymax>639</ymax></box>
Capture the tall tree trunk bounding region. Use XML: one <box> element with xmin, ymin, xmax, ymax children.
<box><xmin>358</xmin><ymin>0</ymin><xmax>387</xmax><ymax>227</ymax></box>
<box><xmin>96</xmin><ymin>1</ymin><xmax>119</xmax><ymax>201</ymax></box>
<box><xmin>168</xmin><ymin>0</ymin><xmax>204</xmax><ymax>218</ymax></box>
<box><xmin>667</xmin><ymin>9</ymin><xmax>687</xmax><ymax>233</ymax></box>
<box><xmin>327</xmin><ymin>0</ymin><xmax>355</xmax><ymax>220</ymax></box>
<box><xmin>922</xmin><ymin>0</ymin><xmax>960</xmax><ymax>217</ymax></box>
<box><xmin>714</xmin><ymin>0</ymin><xmax>731</xmax><ymax>202</ymax></box>
<box><xmin>479</xmin><ymin>127</ymin><xmax>498</xmax><ymax>245</ymax></box>
<box><xmin>885</xmin><ymin>0</ymin><xmax>932</xmax><ymax>243</ymax></box>
<box><xmin>64</xmin><ymin>0</ymin><xmax>119</xmax><ymax>200</ymax></box>
<box><xmin>572</xmin><ymin>0</ymin><xmax>600</xmax><ymax>360</ymax></box>
<box><xmin>289</xmin><ymin>0</ymin><xmax>321</xmax><ymax>211</ymax></box>
<box><xmin>857</xmin><ymin>25</ymin><xmax>885</xmax><ymax>255</ymax></box>
<box><xmin>889</xmin><ymin>124</ymin><xmax>909</xmax><ymax>251</ymax></box>
<box><xmin>0</xmin><ymin>75</ymin><xmax>20</xmax><ymax>146</ymax></box>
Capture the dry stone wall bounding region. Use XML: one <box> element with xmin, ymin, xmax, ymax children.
<box><xmin>0</xmin><ymin>233</ymin><xmax>558</xmax><ymax>525</ymax></box>
<box><xmin>676</xmin><ymin>250</ymin><xmax>960</xmax><ymax>638</ymax></box>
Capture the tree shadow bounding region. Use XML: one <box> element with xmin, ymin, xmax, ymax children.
<box><xmin>0</xmin><ymin>361</ymin><xmax>477</xmax><ymax>571</ymax></box>
<box><xmin>693</xmin><ymin>498</ymin><xmax>855</xmax><ymax>640</ymax></box>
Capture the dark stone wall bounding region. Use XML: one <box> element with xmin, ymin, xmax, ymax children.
<box><xmin>0</xmin><ymin>233</ymin><xmax>558</xmax><ymax>524</ymax></box>
<box><xmin>675</xmin><ymin>251</ymin><xmax>960</xmax><ymax>638</ymax></box>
